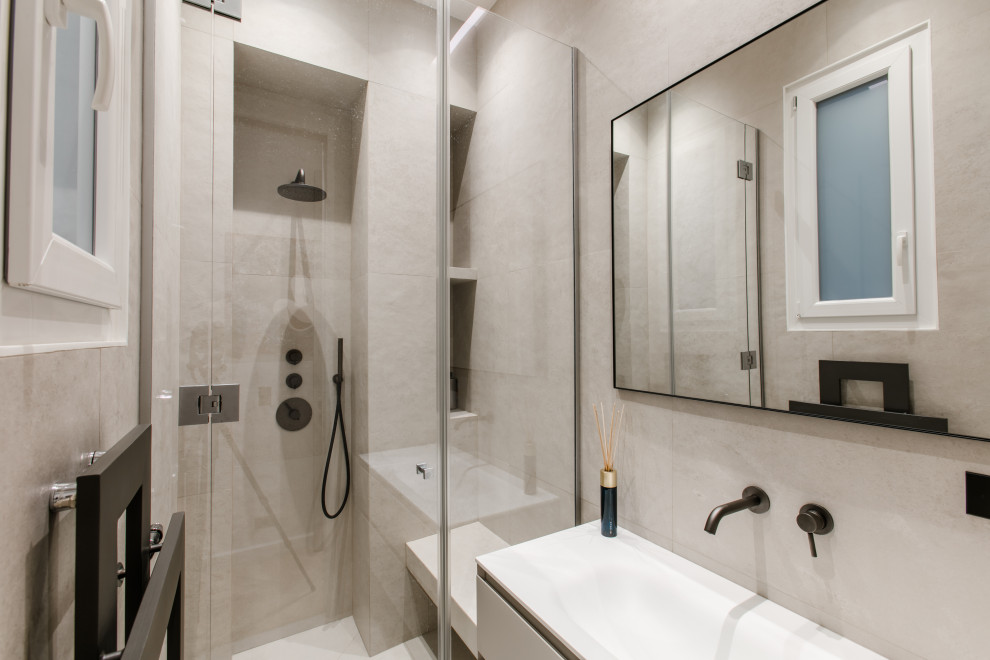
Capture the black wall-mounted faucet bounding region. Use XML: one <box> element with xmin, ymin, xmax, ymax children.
<box><xmin>704</xmin><ymin>486</ymin><xmax>770</xmax><ymax>534</ymax></box>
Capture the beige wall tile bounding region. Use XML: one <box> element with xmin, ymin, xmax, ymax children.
<box><xmin>365</xmin><ymin>85</ymin><xmax>437</xmax><ymax>278</ymax></box>
<box><xmin>368</xmin><ymin>0</ymin><xmax>437</xmax><ymax>98</ymax></box>
<box><xmin>231</xmin><ymin>0</ymin><xmax>370</xmax><ymax>82</ymax></box>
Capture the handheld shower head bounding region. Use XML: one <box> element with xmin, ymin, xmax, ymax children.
<box><xmin>277</xmin><ymin>169</ymin><xmax>327</xmax><ymax>202</ymax></box>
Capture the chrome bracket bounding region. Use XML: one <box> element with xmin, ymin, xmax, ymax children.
<box><xmin>50</xmin><ymin>483</ymin><xmax>78</xmax><ymax>511</ymax></box>
<box><xmin>737</xmin><ymin>159</ymin><xmax>754</xmax><ymax>181</ymax></box>
<box><xmin>740</xmin><ymin>350</ymin><xmax>758</xmax><ymax>370</ymax></box>
<box><xmin>178</xmin><ymin>384</ymin><xmax>239</xmax><ymax>426</ymax></box>
<box><xmin>199</xmin><ymin>394</ymin><xmax>221</xmax><ymax>415</ymax></box>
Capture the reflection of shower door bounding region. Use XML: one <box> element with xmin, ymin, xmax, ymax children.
<box><xmin>669</xmin><ymin>93</ymin><xmax>761</xmax><ymax>406</ymax></box>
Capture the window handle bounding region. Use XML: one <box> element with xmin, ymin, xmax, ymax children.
<box><xmin>45</xmin><ymin>0</ymin><xmax>115</xmax><ymax>111</ymax></box>
<box><xmin>896</xmin><ymin>231</ymin><xmax>909</xmax><ymax>268</ymax></box>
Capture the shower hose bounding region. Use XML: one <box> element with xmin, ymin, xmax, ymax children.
<box><xmin>321</xmin><ymin>359</ymin><xmax>350</xmax><ymax>519</ymax></box>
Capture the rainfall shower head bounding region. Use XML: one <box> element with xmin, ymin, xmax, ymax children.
<box><xmin>277</xmin><ymin>169</ymin><xmax>327</xmax><ymax>203</ymax></box>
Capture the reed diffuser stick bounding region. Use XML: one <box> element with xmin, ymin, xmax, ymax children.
<box><xmin>594</xmin><ymin>401</ymin><xmax>626</xmax><ymax>472</ymax></box>
<box><xmin>608</xmin><ymin>402</ymin><xmax>617</xmax><ymax>469</ymax></box>
<box><xmin>594</xmin><ymin>404</ymin><xmax>607</xmax><ymax>468</ymax></box>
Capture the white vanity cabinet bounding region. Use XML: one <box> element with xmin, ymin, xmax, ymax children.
<box><xmin>476</xmin><ymin>576</ymin><xmax>565</xmax><ymax>660</ymax></box>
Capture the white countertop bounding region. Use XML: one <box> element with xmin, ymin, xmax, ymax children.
<box><xmin>477</xmin><ymin>523</ymin><xmax>884</xmax><ymax>660</ymax></box>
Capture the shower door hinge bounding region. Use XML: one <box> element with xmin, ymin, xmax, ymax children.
<box><xmin>178</xmin><ymin>384</ymin><xmax>240</xmax><ymax>426</ymax></box>
<box><xmin>181</xmin><ymin>0</ymin><xmax>242</xmax><ymax>21</ymax></box>
<box><xmin>737</xmin><ymin>160</ymin><xmax>754</xmax><ymax>181</ymax></box>
<box><xmin>740</xmin><ymin>350</ymin><xmax>758</xmax><ymax>370</ymax></box>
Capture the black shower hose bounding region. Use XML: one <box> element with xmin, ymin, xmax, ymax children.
<box><xmin>320</xmin><ymin>372</ymin><xmax>350</xmax><ymax>519</ymax></box>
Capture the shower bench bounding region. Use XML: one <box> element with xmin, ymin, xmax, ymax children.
<box><xmin>406</xmin><ymin>521</ymin><xmax>508</xmax><ymax>657</ymax></box>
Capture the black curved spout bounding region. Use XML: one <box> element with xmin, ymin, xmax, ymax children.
<box><xmin>704</xmin><ymin>486</ymin><xmax>770</xmax><ymax>534</ymax></box>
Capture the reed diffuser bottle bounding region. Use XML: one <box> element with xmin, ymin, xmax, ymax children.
<box><xmin>595</xmin><ymin>402</ymin><xmax>624</xmax><ymax>538</ymax></box>
<box><xmin>600</xmin><ymin>466</ymin><xmax>617</xmax><ymax>537</ymax></box>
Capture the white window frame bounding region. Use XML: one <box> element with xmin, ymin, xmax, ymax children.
<box><xmin>2</xmin><ymin>0</ymin><xmax>130</xmax><ymax>355</ymax></box>
<box><xmin>783</xmin><ymin>23</ymin><xmax>937</xmax><ymax>331</ymax></box>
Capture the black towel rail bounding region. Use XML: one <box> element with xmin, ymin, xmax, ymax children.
<box><xmin>73</xmin><ymin>423</ymin><xmax>184</xmax><ymax>660</ymax></box>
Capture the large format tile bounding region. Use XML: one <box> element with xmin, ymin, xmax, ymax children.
<box><xmin>368</xmin><ymin>0</ymin><xmax>437</xmax><ymax>98</ymax></box>
<box><xmin>364</xmin><ymin>85</ymin><xmax>436</xmax><ymax>278</ymax></box>
<box><xmin>231</xmin><ymin>0</ymin><xmax>370</xmax><ymax>82</ymax></box>
<box><xmin>366</xmin><ymin>273</ymin><xmax>437</xmax><ymax>451</ymax></box>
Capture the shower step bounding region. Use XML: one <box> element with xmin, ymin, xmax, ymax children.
<box><xmin>406</xmin><ymin>522</ymin><xmax>508</xmax><ymax>658</ymax></box>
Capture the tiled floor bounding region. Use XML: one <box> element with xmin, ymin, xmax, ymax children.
<box><xmin>232</xmin><ymin>617</ymin><xmax>435</xmax><ymax>660</ymax></box>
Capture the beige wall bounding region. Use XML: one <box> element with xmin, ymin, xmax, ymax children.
<box><xmin>491</xmin><ymin>0</ymin><xmax>990</xmax><ymax>658</ymax></box>
<box><xmin>0</xmin><ymin>0</ymin><xmax>183</xmax><ymax>658</ymax></box>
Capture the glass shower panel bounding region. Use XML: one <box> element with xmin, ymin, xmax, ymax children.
<box><xmin>176</xmin><ymin>5</ymin><xmax>217</xmax><ymax>658</ymax></box>
<box><xmin>443</xmin><ymin>3</ymin><xmax>576</xmax><ymax>654</ymax></box>
<box><xmin>173</xmin><ymin>1</ymin><xmax>440</xmax><ymax>658</ymax></box>
<box><xmin>669</xmin><ymin>92</ymin><xmax>755</xmax><ymax>405</ymax></box>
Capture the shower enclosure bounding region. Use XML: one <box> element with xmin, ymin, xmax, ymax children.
<box><xmin>175</xmin><ymin>1</ymin><xmax>576</xmax><ymax>658</ymax></box>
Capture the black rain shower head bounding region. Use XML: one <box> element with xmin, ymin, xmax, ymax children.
<box><xmin>277</xmin><ymin>169</ymin><xmax>327</xmax><ymax>202</ymax></box>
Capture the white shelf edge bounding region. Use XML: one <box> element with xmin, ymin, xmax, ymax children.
<box><xmin>449</xmin><ymin>409</ymin><xmax>478</xmax><ymax>421</ymax></box>
<box><xmin>449</xmin><ymin>267</ymin><xmax>478</xmax><ymax>284</ymax></box>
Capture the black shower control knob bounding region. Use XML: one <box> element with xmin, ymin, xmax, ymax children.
<box><xmin>286</xmin><ymin>349</ymin><xmax>303</xmax><ymax>365</ymax></box>
<box><xmin>797</xmin><ymin>509</ymin><xmax>826</xmax><ymax>533</ymax></box>
<box><xmin>286</xmin><ymin>373</ymin><xmax>303</xmax><ymax>389</ymax></box>
<box><xmin>276</xmin><ymin>397</ymin><xmax>311</xmax><ymax>431</ymax></box>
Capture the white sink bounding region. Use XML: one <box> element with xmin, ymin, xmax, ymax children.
<box><xmin>476</xmin><ymin>523</ymin><xmax>883</xmax><ymax>659</ymax></box>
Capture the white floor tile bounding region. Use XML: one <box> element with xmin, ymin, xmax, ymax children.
<box><xmin>232</xmin><ymin>617</ymin><xmax>434</xmax><ymax>660</ymax></box>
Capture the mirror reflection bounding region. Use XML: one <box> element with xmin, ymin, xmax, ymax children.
<box><xmin>613</xmin><ymin>92</ymin><xmax>760</xmax><ymax>406</ymax></box>
<box><xmin>613</xmin><ymin>0</ymin><xmax>986</xmax><ymax>439</ymax></box>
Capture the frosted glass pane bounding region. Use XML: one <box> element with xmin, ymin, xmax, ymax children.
<box><xmin>816</xmin><ymin>75</ymin><xmax>891</xmax><ymax>301</ymax></box>
<box><xmin>53</xmin><ymin>13</ymin><xmax>97</xmax><ymax>254</ymax></box>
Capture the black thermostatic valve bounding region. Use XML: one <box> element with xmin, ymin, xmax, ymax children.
<box><xmin>965</xmin><ymin>472</ymin><xmax>990</xmax><ymax>520</ymax></box>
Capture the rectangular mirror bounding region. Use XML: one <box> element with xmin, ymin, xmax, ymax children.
<box><xmin>612</xmin><ymin>0</ymin><xmax>988</xmax><ymax>441</ymax></box>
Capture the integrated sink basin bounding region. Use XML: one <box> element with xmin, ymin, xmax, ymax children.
<box><xmin>476</xmin><ymin>523</ymin><xmax>883</xmax><ymax>659</ymax></box>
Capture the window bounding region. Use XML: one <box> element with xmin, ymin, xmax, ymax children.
<box><xmin>783</xmin><ymin>23</ymin><xmax>936</xmax><ymax>331</ymax></box>
<box><xmin>2</xmin><ymin>0</ymin><xmax>131</xmax><ymax>354</ymax></box>
<box><xmin>53</xmin><ymin>12</ymin><xmax>99</xmax><ymax>255</ymax></box>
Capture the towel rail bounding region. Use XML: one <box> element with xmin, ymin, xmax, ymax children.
<box><xmin>71</xmin><ymin>423</ymin><xmax>183</xmax><ymax>659</ymax></box>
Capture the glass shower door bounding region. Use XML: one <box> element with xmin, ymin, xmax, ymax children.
<box><xmin>440</xmin><ymin>3</ymin><xmax>577</xmax><ymax>655</ymax></box>
<box><xmin>175</xmin><ymin>1</ymin><xmax>443</xmax><ymax>658</ymax></box>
